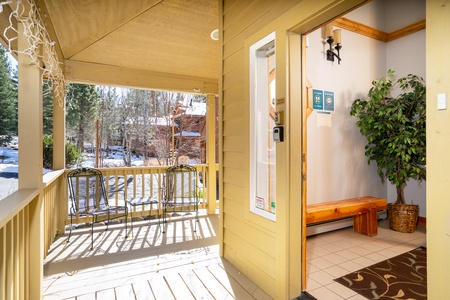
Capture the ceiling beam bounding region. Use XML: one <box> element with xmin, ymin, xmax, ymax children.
<box><xmin>64</xmin><ymin>60</ymin><xmax>218</xmax><ymax>95</ymax></box>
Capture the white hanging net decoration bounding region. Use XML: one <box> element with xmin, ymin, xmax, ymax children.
<box><xmin>2</xmin><ymin>0</ymin><xmax>66</xmax><ymax>106</ymax></box>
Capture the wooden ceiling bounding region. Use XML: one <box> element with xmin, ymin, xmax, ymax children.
<box><xmin>0</xmin><ymin>0</ymin><xmax>220</xmax><ymax>93</ymax></box>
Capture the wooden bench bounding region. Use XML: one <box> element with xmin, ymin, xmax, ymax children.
<box><xmin>306</xmin><ymin>196</ymin><xmax>387</xmax><ymax>237</ymax></box>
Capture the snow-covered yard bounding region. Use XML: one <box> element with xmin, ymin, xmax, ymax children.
<box><xmin>0</xmin><ymin>146</ymin><xmax>146</xmax><ymax>200</ymax></box>
<box><xmin>0</xmin><ymin>145</ymin><xmax>199</xmax><ymax>200</ymax></box>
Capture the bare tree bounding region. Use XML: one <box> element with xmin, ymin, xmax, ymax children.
<box><xmin>119</xmin><ymin>89</ymin><xmax>155</xmax><ymax>166</ymax></box>
<box><xmin>150</xmin><ymin>91</ymin><xmax>180</xmax><ymax>166</ymax></box>
<box><xmin>97</xmin><ymin>86</ymin><xmax>123</xmax><ymax>167</ymax></box>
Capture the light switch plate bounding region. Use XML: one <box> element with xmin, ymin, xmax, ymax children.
<box><xmin>438</xmin><ymin>93</ymin><xmax>447</xmax><ymax>110</ymax></box>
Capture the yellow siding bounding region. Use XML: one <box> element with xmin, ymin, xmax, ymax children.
<box><xmin>221</xmin><ymin>0</ymin><xmax>301</xmax><ymax>298</ymax></box>
<box><xmin>221</xmin><ymin>0</ymin><xmax>368</xmax><ymax>298</ymax></box>
<box><xmin>426</xmin><ymin>1</ymin><xmax>450</xmax><ymax>298</ymax></box>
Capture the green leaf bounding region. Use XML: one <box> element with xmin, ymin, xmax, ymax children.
<box><xmin>349</xmin><ymin>70</ymin><xmax>426</xmax><ymax>200</ymax></box>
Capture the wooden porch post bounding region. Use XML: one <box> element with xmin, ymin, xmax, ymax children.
<box><xmin>52</xmin><ymin>82</ymin><xmax>67</xmax><ymax>234</ymax></box>
<box><xmin>17</xmin><ymin>22</ymin><xmax>44</xmax><ymax>299</ymax></box>
<box><xmin>52</xmin><ymin>82</ymin><xmax>66</xmax><ymax>170</ymax></box>
<box><xmin>206</xmin><ymin>94</ymin><xmax>217</xmax><ymax>214</ymax></box>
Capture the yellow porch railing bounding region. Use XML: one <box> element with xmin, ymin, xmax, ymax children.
<box><xmin>0</xmin><ymin>170</ymin><xmax>65</xmax><ymax>299</ymax></box>
<box><xmin>0</xmin><ymin>163</ymin><xmax>217</xmax><ymax>300</ymax></box>
<box><xmin>64</xmin><ymin>164</ymin><xmax>211</xmax><ymax>226</ymax></box>
<box><xmin>43</xmin><ymin>170</ymin><xmax>66</xmax><ymax>255</ymax></box>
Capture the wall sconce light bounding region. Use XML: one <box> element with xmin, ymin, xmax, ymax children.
<box><xmin>325</xmin><ymin>24</ymin><xmax>342</xmax><ymax>64</ymax></box>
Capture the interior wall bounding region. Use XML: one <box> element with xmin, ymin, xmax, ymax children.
<box><xmin>386</xmin><ymin>29</ymin><xmax>426</xmax><ymax>215</ymax></box>
<box><xmin>306</xmin><ymin>25</ymin><xmax>387</xmax><ymax>204</ymax></box>
<box><xmin>306</xmin><ymin>0</ymin><xmax>427</xmax><ymax>217</ymax></box>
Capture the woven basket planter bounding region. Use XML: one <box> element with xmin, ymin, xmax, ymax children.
<box><xmin>387</xmin><ymin>203</ymin><xmax>419</xmax><ymax>233</ymax></box>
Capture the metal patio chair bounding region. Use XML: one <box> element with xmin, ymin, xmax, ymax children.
<box><xmin>67</xmin><ymin>167</ymin><xmax>128</xmax><ymax>249</ymax></box>
<box><xmin>162</xmin><ymin>164</ymin><xmax>200</xmax><ymax>233</ymax></box>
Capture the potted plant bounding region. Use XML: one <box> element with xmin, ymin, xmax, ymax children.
<box><xmin>350</xmin><ymin>70</ymin><xmax>426</xmax><ymax>232</ymax></box>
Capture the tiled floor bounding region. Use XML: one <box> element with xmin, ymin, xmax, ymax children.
<box><xmin>305</xmin><ymin>219</ymin><xmax>426</xmax><ymax>299</ymax></box>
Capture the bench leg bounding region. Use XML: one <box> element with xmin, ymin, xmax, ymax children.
<box><xmin>353</xmin><ymin>207</ymin><xmax>378</xmax><ymax>237</ymax></box>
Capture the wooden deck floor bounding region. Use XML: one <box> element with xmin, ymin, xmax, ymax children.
<box><xmin>43</xmin><ymin>213</ymin><xmax>272</xmax><ymax>300</ymax></box>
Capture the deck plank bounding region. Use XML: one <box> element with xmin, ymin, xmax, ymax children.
<box><xmin>194</xmin><ymin>267</ymin><xmax>234</xmax><ymax>299</ymax></box>
<box><xmin>115</xmin><ymin>284</ymin><xmax>136</xmax><ymax>299</ymax></box>
<box><xmin>221</xmin><ymin>260</ymin><xmax>273</xmax><ymax>300</ymax></box>
<box><xmin>149</xmin><ymin>276</ymin><xmax>175</xmax><ymax>300</ymax></box>
<box><xmin>207</xmin><ymin>263</ymin><xmax>258</xmax><ymax>299</ymax></box>
<box><xmin>75</xmin><ymin>293</ymin><xmax>95</xmax><ymax>300</ymax></box>
<box><xmin>164</xmin><ymin>273</ymin><xmax>195</xmax><ymax>300</ymax></box>
<box><xmin>179</xmin><ymin>270</ymin><xmax>215</xmax><ymax>300</ymax></box>
<box><xmin>132</xmin><ymin>280</ymin><xmax>155</xmax><ymax>300</ymax></box>
<box><xmin>96</xmin><ymin>288</ymin><xmax>116</xmax><ymax>299</ymax></box>
<box><xmin>43</xmin><ymin>214</ymin><xmax>272</xmax><ymax>300</ymax></box>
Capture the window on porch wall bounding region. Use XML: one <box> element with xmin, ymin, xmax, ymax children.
<box><xmin>250</xmin><ymin>32</ymin><xmax>276</xmax><ymax>221</ymax></box>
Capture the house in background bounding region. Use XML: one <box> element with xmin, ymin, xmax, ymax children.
<box><xmin>0</xmin><ymin>0</ymin><xmax>449</xmax><ymax>299</ymax></box>
<box><xmin>172</xmin><ymin>99</ymin><xmax>207</xmax><ymax>162</ymax></box>
<box><xmin>148</xmin><ymin>99</ymin><xmax>208</xmax><ymax>163</ymax></box>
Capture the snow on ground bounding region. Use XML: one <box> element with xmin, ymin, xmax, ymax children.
<box><xmin>0</xmin><ymin>146</ymin><xmax>146</xmax><ymax>199</ymax></box>
<box><xmin>0</xmin><ymin>147</ymin><xmax>19</xmax><ymax>173</ymax></box>
<box><xmin>0</xmin><ymin>145</ymin><xmax>198</xmax><ymax>200</ymax></box>
<box><xmin>0</xmin><ymin>146</ymin><xmax>148</xmax><ymax>174</ymax></box>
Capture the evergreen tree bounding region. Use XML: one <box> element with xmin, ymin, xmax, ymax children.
<box><xmin>0</xmin><ymin>46</ymin><xmax>17</xmax><ymax>145</ymax></box>
<box><xmin>10</xmin><ymin>67</ymin><xmax>18</xmax><ymax>135</ymax></box>
<box><xmin>120</xmin><ymin>89</ymin><xmax>151</xmax><ymax>166</ymax></box>
<box><xmin>66</xmin><ymin>83</ymin><xmax>99</xmax><ymax>150</ymax></box>
<box><xmin>43</xmin><ymin>81</ymin><xmax>54</xmax><ymax>135</ymax></box>
<box><xmin>97</xmin><ymin>86</ymin><xmax>122</xmax><ymax>166</ymax></box>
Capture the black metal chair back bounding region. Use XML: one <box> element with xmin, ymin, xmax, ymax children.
<box><xmin>67</xmin><ymin>167</ymin><xmax>128</xmax><ymax>249</ymax></box>
<box><xmin>163</xmin><ymin>164</ymin><xmax>199</xmax><ymax>232</ymax></box>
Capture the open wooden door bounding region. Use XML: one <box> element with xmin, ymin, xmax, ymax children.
<box><xmin>301</xmin><ymin>34</ymin><xmax>314</xmax><ymax>290</ymax></box>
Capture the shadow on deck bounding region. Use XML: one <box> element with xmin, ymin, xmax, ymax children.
<box><xmin>43</xmin><ymin>212</ymin><xmax>272</xmax><ymax>300</ymax></box>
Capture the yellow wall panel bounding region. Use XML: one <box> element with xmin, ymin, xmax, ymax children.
<box><xmin>223</xmin><ymin>182</ymin><xmax>248</xmax><ymax>201</ymax></box>
<box><xmin>223</xmin><ymin>168</ymin><xmax>247</xmax><ymax>187</ymax></box>
<box><xmin>223</xmin><ymin>36</ymin><xmax>245</xmax><ymax>59</ymax></box>
<box><xmin>224</xmin><ymin>213</ymin><xmax>276</xmax><ymax>256</ymax></box>
<box><xmin>223</xmin><ymin>118</ymin><xmax>247</xmax><ymax>136</ymax></box>
<box><xmin>223</xmin><ymin>65</ymin><xmax>245</xmax><ymax>91</ymax></box>
<box><xmin>223</xmin><ymin>101</ymin><xmax>247</xmax><ymax>121</ymax></box>
<box><xmin>223</xmin><ymin>136</ymin><xmax>246</xmax><ymax>152</ymax></box>
<box><xmin>223</xmin><ymin>193</ymin><xmax>245</xmax><ymax>209</ymax></box>
<box><xmin>223</xmin><ymin>244</ymin><xmax>276</xmax><ymax>298</ymax></box>
<box><xmin>223</xmin><ymin>49</ymin><xmax>244</xmax><ymax>75</ymax></box>
<box><xmin>426</xmin><ymin>1</ymin><xmax>450</xmax><ymax>298</ymax></box>
<box><xmin>223</xmin><ymin>84</ymin><xmax>244</xmax><ymax>103</ymax></box>
<box><xmin>223</xmin><ymin>152</ymin><xmax>246</xmax><ymax>169</ymax></box>
<box><xmin>223</xmin><ymin>0</ymin><xmax>257</xmax><ymax>31</ymax></box>
<box><xmin>223</xmin><ymin>230</ymin><xmax>276</xmax><ymax>276</ymax></box>
<box><xmin>223</xmin><ymin>0</ymin><xmax>240</xmax><ymax>14</ymax></box>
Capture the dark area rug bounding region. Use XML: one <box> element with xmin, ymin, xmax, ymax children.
<box><xmin>334</xmin><ymin>247</ymin><xmax>426</xmax><ymax>300</ymax></box>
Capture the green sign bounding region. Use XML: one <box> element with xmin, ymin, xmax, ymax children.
<box><xmin>313</xmin><ymin>89</ymin><xmax>323</xmax><ymax>110</ymax></box>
